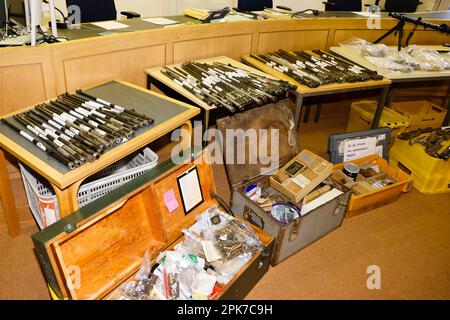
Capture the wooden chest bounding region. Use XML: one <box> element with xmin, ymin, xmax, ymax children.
<box><xmin>32</xmin><ymin>150</ymin><xmax>274</xmax><ymax>300</ymax></box>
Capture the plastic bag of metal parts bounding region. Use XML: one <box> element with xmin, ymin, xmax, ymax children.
<box><xmin>208</xmin><ymin>254</ymin><xmax>253</xmax><ymax>285</ymax></box>
<box><xmin>213</xmin><ymin>218</ymin><xmax>264</xmax><ymax>262</ymax></box>
<box><xmin>407</xmin><ymin>46</ymin><xmax>450</xmax><ymax>71</ymax></box>
<box><xmin>174</xmin><ymin>229</ymin><xmax>207</xmax><ymax>259</ymax></box>
<box><xmin>340</xmin><ymin>37</ymin><xmax>391</xmax><ymax>57</ymax></box>
<box><xmin>119</xmin><ymin>250</ymin><xmax>158</xmax><ymax>300</ymax></box>
<box><xmin>340</xmin><ymin>37</ymin><xmax>417</xmax><ymax>73</ymax></box>
<box><xmin>365</xmin><ymin>55</ymin><xmax>415</xmax><ymax>73</ymax></box>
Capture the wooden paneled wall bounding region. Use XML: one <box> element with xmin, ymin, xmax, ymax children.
<box><xmin>1</xmin><ymin>18</ymin><xmax>448</xmax><ymax>116</ymax></box>
<box><xmin>0</xmin><ymin>17</ymin><xmax>449</xmax><ymax>227</ymax></box>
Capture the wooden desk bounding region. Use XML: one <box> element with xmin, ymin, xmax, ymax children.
<box><xmin>146</xmin><ymin>55</ymin><xmax>287</xmax><ymax>132</ymax></box>
<box><xmin>0</xmin><ymin>81</ymin><xmax>200</xmax><ymax>237</ymax></box>
<box><xmin>330</xmin><ymin>46</ymin><xmax>450</xmax><ymax>126</ymax></box>
<box><xmin>241</xmin><ymin>53</ymin><xmax>392</xmax><ymax>131</ymax></box>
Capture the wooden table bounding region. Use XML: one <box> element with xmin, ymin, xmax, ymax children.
<box><xmin>241</xmin><ymin>53</ymin><xmax>392</xmax><ymax>131</ymax></box>
<box><xmin>330</xmin><ymin>46</ymin><xmax>450</xmax><ymax>126</ymax></box>
<box><xmin>0</xmin><ymin>81</ymin><xmax>200</xmax><ymax>237</ymax></box>
<box><xmin>145</xmin><ymin>56</ymin><xmax>293</xmax><ymax>135</ymax></box>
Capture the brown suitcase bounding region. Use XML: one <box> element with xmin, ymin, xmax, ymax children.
<box><xmin>32</xmin><ymin>150</ymin><xmax>274</xmax><ymax>300</ymax></box>
<box><xmin>216</xmin><ymin>100</ymin><xmax>351</xmax><ymax>265</ymax></box>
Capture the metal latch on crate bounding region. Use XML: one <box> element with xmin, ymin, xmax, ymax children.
<box><xmin>258</xmin><ymin>248</ymin><xmax>271</xmax><ymax>269</ymax></box>
<box><xmin>333</xmin><ymin>194</ymin><xmax>349</xmax><ymax>216</ymax></box>
<box><xmin>243</xmin><ymin>206</ymin><xmax>265</xmax><ymax>230</ymax></box>
<box><xmin>288</xmin><ymin>219</ymin><xmax>301</xmax><ymax>242</ymax></box>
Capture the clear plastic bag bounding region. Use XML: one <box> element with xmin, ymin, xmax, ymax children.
<box><xmin>407</xmin><ymin>46</ymin><xmax>450</xmax><ymax>71</ymax></box>
<box><xmin>119</xmin><ymin>250</ymin><xmax>158</xmax><ymax>300</ymax></box>
<box><xmin>209</xmin><ymin>254</ymin><xmax>253</xmax><ymax>285</ymax></box>
<box><xmin>213</xmin><ymin>218</ymin><xmax>264</xmax><ymax>262</ymax></box>
<box><xmin>152</xmin><ymin>252</ymin><xmax>206</xmax><ymax>300</ymax></box>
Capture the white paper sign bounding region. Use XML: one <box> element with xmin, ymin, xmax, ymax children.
<box><xmin>343</xmin><ymin>137</ymin><xmax>377</xmax><ymax>162</ymax></box>
<box><xmin>92</xmin><ymin>21</ymin><xmax>130</xmax><ymax>30</ymax></box>
<box><xmin>376</xmin><ymin>145</ymin><xmax>384</xmax><ymax>158</ymax></box>
<box><xmin>142</xmin><ymin>17</ymin><xmax>179</xmax><ymax>26</ymax></box>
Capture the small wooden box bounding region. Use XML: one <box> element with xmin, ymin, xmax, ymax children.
<box><xmin>270</xmin><ymin>150</ymin><xmax>334</xmax><ymax>203</ymax></box>
<box><xmin>32</xmin><ymin>151</ymin><xmax>274</xmax><ymax>300</ymax></box>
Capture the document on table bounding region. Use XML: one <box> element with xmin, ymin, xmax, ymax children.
<box><xmin>343</xmin><ymin>136</ymin><xmax>377</xmax><ymax>162</ymax></box>
<box><xmin>352</xmin><ymin>11</ymin><xmax>381</xmax><ymax>18</ymax></box>
<box><xmin>142</xmin><ymin>17</ymin><xmax>180</xmax><ymax>25</ymax></box>
<box><xmin>92</xmin><ymin>21</ymin><xmax>130</xmax><ymax>30</ymax></box>
<box><xmin>177</xmin><ymin>166</ymin><xmax>204</xmax><ymax>213</ymax></box>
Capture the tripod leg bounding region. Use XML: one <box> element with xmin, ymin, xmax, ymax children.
<box><xmin>374</xmin><ymin>23</ymin><xmax>401</xmax><ymax>44</ymax></box>
<box><xmin>397</xmin><ymin>22</ymin><xmax>404</xmax><ymax>51</ymax></box>
<box><xmin>405</xmin><ymin>26</ymin><xmax>417</xmax><ymax>47</ymax></box>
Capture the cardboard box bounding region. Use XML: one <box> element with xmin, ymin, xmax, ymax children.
<box><xmin>390</xmin><ymin>100</ymin><xmax>446</xmax><ymax>130</ymax></box>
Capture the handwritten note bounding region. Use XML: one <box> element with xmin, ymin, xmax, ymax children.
<box><xmin>343</xmin><ymin>137</ymin><xmax>377</xmax><ymax>162</ymax></box>
<box><xmin>163</xmin><ymin>189</ymin><xmax>179</xmax><ymax>213</ymax></box>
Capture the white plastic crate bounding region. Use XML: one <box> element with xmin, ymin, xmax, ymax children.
<box><xmin>77</xmin><ymin>148</ymin><xmax>158</xmax><ymax>207</ymax></box>
<box><xmin>20</xmin><ymin>147</ymin><xmax>158</xmax><ymax>229</ymax></box>
<box><xmin>19</xmin><ymin>163</ymin><xmax>60</xmax><ymax>229</ymax></box>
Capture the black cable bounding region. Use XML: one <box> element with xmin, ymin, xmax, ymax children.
<box><xmin>37</xmin><ymin>25</ymin><xmax>60</xmax><ymax>43</ymax></box>
<box><xmin>42</xmin><ymin>0</ymin><xmax>67</xmax><ymax>22</ymax></box>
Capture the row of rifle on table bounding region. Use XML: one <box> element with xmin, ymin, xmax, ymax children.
<box><xmin>161</xmin><ymin>61</ymin><xmax>296</xmax><ymax>112</ymax></box>
<box><xmin>160</xmin><ymin>50</ymin><xmax>384</xmax><ymax>113</ymax></box>
<box><xmin>2</xmin><ymin>91</ymin><xmax>154</xmax><ymax>170</ymax></box>
<box><xmin>251</xmin><ymin>49</ymin><xmax>384</xmax><ymax>88</ymax></box>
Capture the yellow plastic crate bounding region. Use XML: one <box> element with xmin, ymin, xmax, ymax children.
<box><xmin>347</xmin><ymin>101</ymin><xmax>410</xmax><ymax>147</ymax></box>
<box><xmin>391</xmin><ymin>100</ymin><xmax>446</xmax><ymax>131</ymax></box>
<box><xmin>389</xmin><ymin>137</ymin><xmax>450</xmax><ymax>194</ymax></box>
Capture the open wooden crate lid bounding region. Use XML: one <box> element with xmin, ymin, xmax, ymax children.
<box><xmin>32</xmin><ymin>149</ymin><xmax>223</xmax><ymax>300</ymax></box>
<box><xmin>216</xmin><ymin>99</ymin><xmax>299</xmax><ymax>188</ymax></box>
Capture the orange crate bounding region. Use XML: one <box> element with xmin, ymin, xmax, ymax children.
<box><xmin>334</xmin><ymin>155</ymin><xmax>413</xmax><ymax>218</ymax></box>
<box><xmin>391</xmin><ymin>100</ymin><xmax>446</xmax><ymax>130</ymax></box>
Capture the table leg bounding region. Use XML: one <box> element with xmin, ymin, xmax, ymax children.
<box><xmin>294</xmin><ymin>93</ymin><xmax>304</xmax><ymax>131</ymax></box>
<box><xmin>0</xmin><ymin>148</ymin><xmax>21</xmax><ymax>237</ymax></box>
<box><xmin>314</xmin><ymin>96</ymin><xmax>323</xmax><ymax>123</ymax></box>
<box><xmin>180</xmin><ymin>121</ymin><xmax>193</xmax><ymax>151</ymax></box>
<box><xmin>385</xmin><ymin>83</ymin><xmax>396</xmax><ymax>106</ymax></box>
<box><xmin>146</xmin><ymin>74</ymin><xmax>152</xmax><ymax>90</ymax></box>
<box><xmin>53</xmin><ymin>181</ymin><xmax>82</xmax><ymax>219</ymax></box>
<box><xmin>203</xmin><ymin>110</ymin><xmax>210</xmax><ymax>147</ymax></box>
<box><xmin>303</xmin><ymin>104</ymin><xmax>311</xmax><ymax>123</ymax></box>
<box><xmin>371</xmin><ymin>86</ymin><xmax>389</xmax><ymax>129</ymax></box>
<box><xmin>444</xmin><ymin>98</ymin><xmax>450</xmax><ymax>127</ymax></box>
<box><xmin>442</xmin><ymin>84</ymin><xmax>450</xmax><ymax>127</ymax></box>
